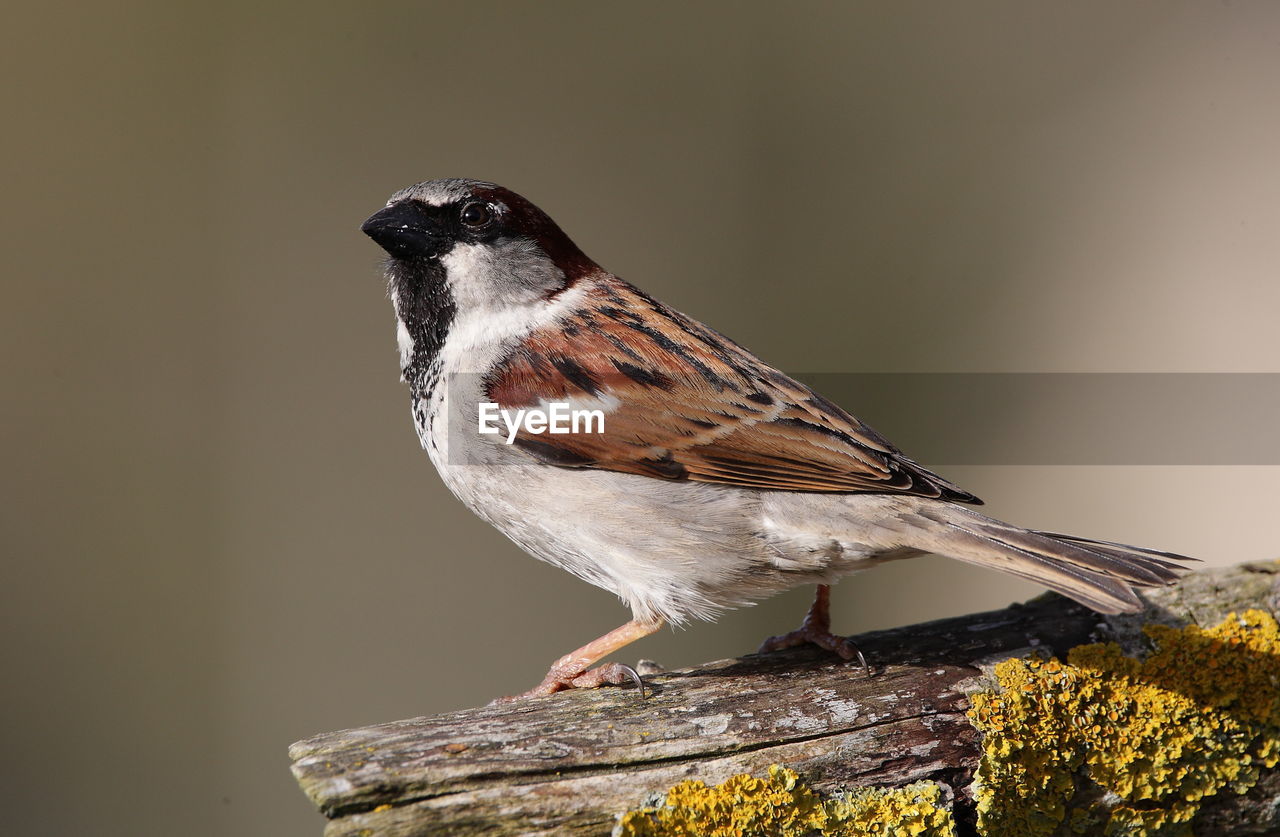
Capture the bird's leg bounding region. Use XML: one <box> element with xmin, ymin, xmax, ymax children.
<box><xmin>758</xmin><ymin>585</ymin><xmax>869</xmax><ymax>673</ymax></box>
<box><xmin>494</xmin><ymin>618</ymin><xmax>663</xmax><ymax>702</ymax></box>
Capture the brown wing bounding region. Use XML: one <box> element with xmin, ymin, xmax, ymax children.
<box><xmin>484</xmin><ymin>277</ymin><xmax>980</xmax><ymax>503</ymax></box>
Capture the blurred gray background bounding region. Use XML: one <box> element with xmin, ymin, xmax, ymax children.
<box><xmin>4</xmin><ymin>2</ymin><xmax>1279</xmax><ymax>835</ymax></box>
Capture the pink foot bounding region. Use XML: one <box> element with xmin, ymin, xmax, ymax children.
<box><xmin>491</xmin><ymin>662</ymin><xmax>645</xmax><ymax>703</ymax></box>
<box><xmin>758</xmin><ymin>584</ymin><xmax>870</xmax><ymax>674</ymax></box>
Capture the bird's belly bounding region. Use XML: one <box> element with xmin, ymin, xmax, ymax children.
<box><xmin>421</xmin><ymin>395</ymin><xmax>917</xmax><ymax>622</ymax></box>
<box><xmin>433</xmin><ymin>454</ymin><xmax>766</xmax><ymax>622</ymax></box>
<box><xmin>429</xmin><ymin>463</ymin><xmax>907</xmax><ymax>626</ymax></box>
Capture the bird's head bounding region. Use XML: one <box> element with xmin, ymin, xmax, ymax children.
<box><xmin>362</xmin><ymin>179</ymin><xmax>595</xmax><ymax>325</ymax></box>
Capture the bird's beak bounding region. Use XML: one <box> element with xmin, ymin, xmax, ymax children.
<box><xmin>361</xmin><ymin>201</ymin><xmax>444</xmax><ymax>259</ymax></box>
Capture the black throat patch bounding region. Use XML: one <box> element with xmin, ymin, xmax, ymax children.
<box><xmin>386</xmin><ymin>256</ymin><xmax>456</xmax><ymax>394</ymax></box>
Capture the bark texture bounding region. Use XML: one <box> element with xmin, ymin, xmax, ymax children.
<box><xmin>290</xmin><ymin>561</ymin><xmax>1280</xmax><ymax>836</ymax></box>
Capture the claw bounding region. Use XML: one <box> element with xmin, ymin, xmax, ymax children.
<box><xmin>615</xmin><ymin>663</ymin><xmax>647</xmax><ymax>699</ymax></box>
<box><xmin>759</xmin><ymin>584</ymin><xmax>872</xmax><ymax>675</ymax></box>
<box><xmin>492</xmin><ymin>620</ymin><xmax>664</xmax><ymax>702</ymax></box>
<box><xmin>846</xmin><ymin>643</ymin><xmax>871</xmax><ymax>676</ymax></box>
<box><xmin>760</xmin><ymin>626</ymin><xmax>871</xmax><ymax>675</ymax></box>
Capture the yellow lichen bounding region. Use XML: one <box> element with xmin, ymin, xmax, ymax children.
<box><xmin>968</xmin><ymin>609</ymin><xmax>1280</xmax><ymax>836</ymax></box>
<box><xmin>824</xmin><ymin>781</ymin><xmax>957</xmax><ymax>836</ymax></box>
<box><xmin>615</xmin><ymin>765</ymin><xmax>955</xmax><ymax>836</ymax></box>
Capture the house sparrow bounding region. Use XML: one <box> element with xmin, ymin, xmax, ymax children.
<box><xmin>361</xmin><ymin>179</ymin><xmax>1193</xmax><ymax>701</ymax></box>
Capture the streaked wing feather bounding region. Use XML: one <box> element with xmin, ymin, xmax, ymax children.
<box><xmin>486</xmin><ymin>277</ymin><xmax>980</xmax><ymax>503</ymax></box>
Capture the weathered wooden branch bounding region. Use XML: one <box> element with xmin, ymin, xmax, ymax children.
<box><xmin>290</xmin><ymin>561</ymin><xmax>1280</xmax><ymax>836</ymax></box>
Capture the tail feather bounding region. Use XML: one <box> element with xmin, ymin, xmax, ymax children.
<box><xmin>910</xmin><ymin>504</ymin><xmax>1196</xmax><ymax>614</ymax></box>
<box><xmin>1039</xmin><ymin>531</ymin><xmax>1200</xmax><ymax>576</ymax></box>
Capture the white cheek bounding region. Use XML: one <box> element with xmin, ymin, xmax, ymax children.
<box><xmin>440</xmin><ymin>243</ymin><xmax>483</xmax><ymax>277</ymax></box>
<box><xmin>441</xmin><ymin>240</ymin><xmax>566</xmax><ymax>313</ymax></box>
<box><xmin>440</xmin><ymin>244</ymin><xmax>489</xmax><ymax>309</ymax></box>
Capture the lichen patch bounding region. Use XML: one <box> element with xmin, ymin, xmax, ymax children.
<box><xmin>614</xmin><ymin>765</ymin><xmax>956</xmax><ymax>836</ymax></box>
<box><xmin>968</xmin><ymin>608</ymin><xmax>1280</xmax><ymax>836</ymax></box>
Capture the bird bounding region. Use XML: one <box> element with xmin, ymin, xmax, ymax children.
<box><xmin>360</xmin><ymin>178</ymin><xmax>1193</xmax><ymax>701</ymax></box>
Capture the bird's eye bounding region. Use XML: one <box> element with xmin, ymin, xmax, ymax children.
<box><xmin>460</xmin><ymin>202</ymin><xmax>493</xmax><ymax>228</ymax></box>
